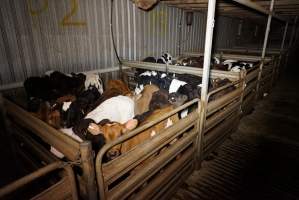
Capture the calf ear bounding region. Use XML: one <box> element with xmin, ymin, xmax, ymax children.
<box><xmin>123</xmin><ymin>119</ymin><xmax>138</xmax><ymax>132</ymax></box>
<box><xmin>88</xmin><ymin>123</ymin><xmax>102</xmax><ymax>135</ymax></box>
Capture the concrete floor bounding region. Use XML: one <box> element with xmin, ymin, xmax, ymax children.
<box><xmin>172</xmin><ymin>73</ymin><xmax>299</xmax><ymax>200</ymax></box>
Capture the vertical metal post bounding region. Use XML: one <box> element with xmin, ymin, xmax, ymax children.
<box><xmin>196</xmin><ymin>0</ymin><xmax>216</xmax><ymax>168</ymax></box>
<box><xmin>256</xmin><ymin>0</ymin><xmax>275</xmax><ymax>99</ymax></box>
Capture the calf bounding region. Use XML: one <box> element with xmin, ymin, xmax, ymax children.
<box><xmin>86</xmin><ymin>119</ymin><xmax>138</xmax><ymax>159</ymax></box>
<box><xmin>106</xmin><ymin>79</ymin><xmax>132</xmax><ymax>96</ymax></box>
<box><xmin>24</xmin><ymin>76</ymin><xmax>57</xmax><ymax>101</ymax></box>
<box><xmin>24</xmin><ymin>71</ymin><xmax>86</xmax><ymax>101</ymax></box>
<box><xmin>30</xmin><ymin>101</ymin><xmax>61</xmax><ymax>129</ymax></box>
<box><xmin>85</xmin><ymin>95</ymin><xmax>135</xmax><ymax>124</ymax></box>
<box><xmin>49</xmin><ymin>71</ymin><xmax>85</xmax><ymax>96</ymax></box>
<box><xmin>149</xmin><ymin>89</ymin><xmax>188</xmax><ymax>111</ymax></box>
<box><xmin>84</xmin><ymin>73</ymin><xmax>104</xmax><ymax>94</ymax></box>
<box><xmin>134</xmin><ymin>84</ymin><xmax>159</xmax><ymax>115</ymax></box>
<box><xmin>157</xmin><ymin>53</ymin><xmax>173</xmax><ymax>65</ymax></box>
<box><xmin>120</xmin><ymin>105</ymin><xmax>179</xmax><ymax>166</ymax></box>
<box><xmin>61</xmin><ymin>86</ymin><xmax>101</xmax><ymax>128</ymax></box>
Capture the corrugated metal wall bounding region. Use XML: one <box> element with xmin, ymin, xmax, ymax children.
<box><xmin>0</xmin><ymin>0</ymin><xmax>242</xmax><ymax>86</ymax></box>
<box><xmin>214</xmin><ymin>16</ymin><xmax>239</xmax><ymax>49</ymax></box>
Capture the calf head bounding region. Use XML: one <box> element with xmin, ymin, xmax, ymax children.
<box><xmin>31</xmin><ymin>101</ymin><xmax>62</xmax><ymax>129</ymax></box>
<box><xmin>149</xmin><ymin>89</ymin><xmax>169</xmax><ymax>111</ymax></box>
<box><xmin>87</xmin><ymin>119</ymin><xmax>138</xmax><ymax>160</ymax></box>
<box><xmin>211</xmin><ymin>78</ymin><xmax>231</xmax><ymax>89</ymax></box>
<box><xmin>72</xmin><ymin>118</ymin><xmax>106</xmax><ymax>153</ymax></box>
<box><xmin>134</xmin><ymin>84</ymin><xmax>160</xmax><ymax>115</ymax></box>
<box><xmin>168</xmin><ymin>93</ymin><xmax>188</xmax><ymax>107</ymax></box>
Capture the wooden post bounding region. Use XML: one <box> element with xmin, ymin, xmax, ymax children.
<box><xmin>80</xmin><ymin>141</ymin><xmax>97</xmax><ymax>200</ymax></box>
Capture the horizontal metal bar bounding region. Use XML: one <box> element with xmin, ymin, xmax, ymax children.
<box><xmin>205</xmin><ymin>100</ymin><xmax>241</xmax><ymax>133</ymax></box>
<box><xmin>122</xmin><ymin>60</ymin><xmax>241</xmax><ymax>80</ymax></box>
<box><xmin>183</xmin><ymin>52</ymin><xmax>271</xmax><ymax>61</ymax></box>
<box><xmin>0</xmin><ymin>162</ymin><xmax>65</xmax><ymax>198</ymax></box>
<box><xmin>217</xmin><ymin>48</ymin><xmax>283</xmax><ymax>55</ymax></box>
<box><xmin>244</xmin><ymin>80</ymin><xmax>258</xmax><ymax>96</ymax></box>
<box><xmin>137</xmin><ymin>154</ymin><xmax>193</xmax><ymax>200</ymax></box>
<box><xmin>207</xmin><ymin>89</ymin><xmax>242</xmax><ymax>116</ymax></box>
<box><xmin>203</xmin><ymin>113</ymin><xmax>239</xmax><ymax>156</ymax></box>
<box><xmin>245</xmin><ymin>69</ymin><xmax>259</xmax><ymax>83</ymax></box>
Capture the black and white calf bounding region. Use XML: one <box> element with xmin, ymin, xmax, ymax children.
<box><xmin>143</xmin><ymin>52</ymin><xmax>173</xmax><ymax>65</ymax></box>
<box><xmin>222</xmin><ymin>60</ymin><xmax>254</xmax><ymax>72</ymax></box>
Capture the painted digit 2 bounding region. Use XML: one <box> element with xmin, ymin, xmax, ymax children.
<box><xmin>60</xmin><ymin>0</ymin><xmax>86</xmax><ymax>26</ymax></box>
<box><xmin>27</xmin><ymin>0</ymin><xmax>86</xmax><ymax>27</ymax></box>
<box><xmin>27</xmin><ymin>0</ymin><xmax>49</xmax><ymax>16</ymax></box>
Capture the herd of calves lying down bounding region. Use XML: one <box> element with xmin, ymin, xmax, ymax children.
<box><xmin>23</xmin><ymin>68</ymin><xmax>235</xmax><ymax>161</ymax></box>
<box><xmin>143</xmin><ymin>53</ymin><xmax>258</xmax><ymax>72</ymax></box>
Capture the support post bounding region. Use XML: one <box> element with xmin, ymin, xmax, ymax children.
<box><xmin>256</xmin><ymin>0</ymin><xmax>275</xmax><ymax>99</ymax></box>
<box><xmin>196</xmin><ymin>0</ymin><xmax>216</xmax><ymax>169</ymax></box>
<box><xmin>80</xmin><ymin>141</ymin><xmax>97</xmax><ymax>200</ymax></box>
